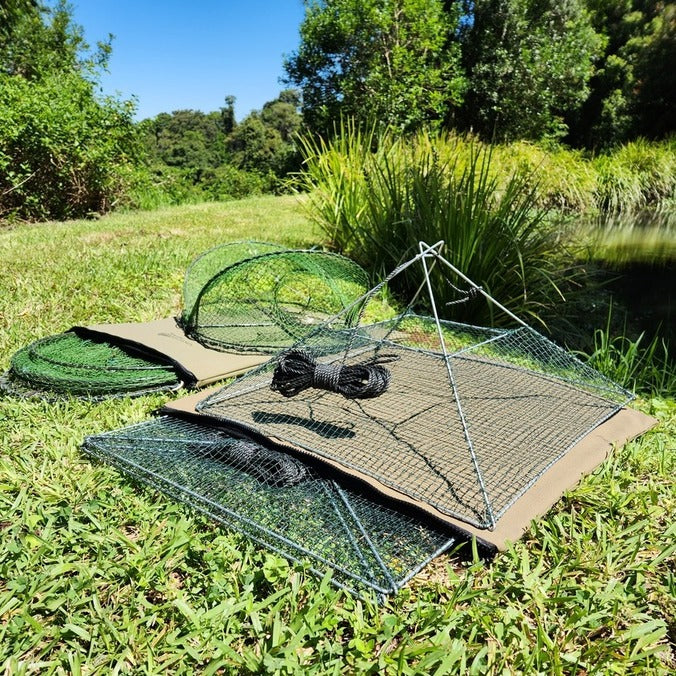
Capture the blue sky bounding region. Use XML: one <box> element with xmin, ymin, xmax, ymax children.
<box><xmin>68</xmin><ymin>1</ymin><xmax>306</xmax><ymax>121</ymax></box>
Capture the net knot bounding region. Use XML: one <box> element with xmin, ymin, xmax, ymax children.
<box><xmin>270</xmin><ymin>349</ymin><xmax>398</xmax><ymax>400</ymax></box>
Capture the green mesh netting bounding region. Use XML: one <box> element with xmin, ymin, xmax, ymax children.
<box><xmin>2</xmin><ymin>332</ymin><xmax>180</xmax><ymax>399</ymax></box>
<box><xmin>195</xmin><ymin>243</ymin><xmax>634</xmax><ymax>531</ymax></box>
<box><xmin>181</xmin><ymin>240</ymin><xmax>286</xmax><ymax>321</ymax></box>
<box><xmin>180</xmin><ymin>249</ymin><xmax>370</xmax><ymax>353</ymax></box>
<box><xmin>2</xmin><ymin>242</ymin><xmax>370</xmax><ymax>399</ymax></box>
<box><xmin>82</xmin><ymin>415</ymin><xmax>458</xmax><ymax>597</ymax></box>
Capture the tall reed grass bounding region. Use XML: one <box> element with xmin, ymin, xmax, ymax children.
<box><xmin>592</xmin><ymin>138</ymin><xmax>676</xmax><ymax>213</ymax></box>
<box><xmin>296</xmin><ymin>123</ymin><xmax>571</xmax><ymax>326</ymax></box>
<box><xmin>580</xmin><ymin>304</ymin><xmax>675</xmax><ymax>396</ymax></box>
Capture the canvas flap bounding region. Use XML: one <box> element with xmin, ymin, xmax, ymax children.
<box><xmin>73</xmin><ymin>318</ymin><xmax>269</xmax><ymax>388</ymax></box>
<box><xmin>162</xmin><ymin>388</ymin><xmax>657</xmax><ymax>551</ymax></box>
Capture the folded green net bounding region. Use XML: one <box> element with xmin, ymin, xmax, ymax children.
<box><xmin>4</xmin><ymin>332</ymin><xmax>180</xmax><ymax>398</ymax></box>
<box><xmin>2</xmin><ymin>242</ymin><xmax>369</xmax><ymax>399</ymax></box>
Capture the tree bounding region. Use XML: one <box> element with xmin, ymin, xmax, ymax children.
<box><xmin>568</xmin><ymin>1</ymin><xmax>676</xmax><ymax>147</ymax></box>
<box><xmin>284</xmin><ymin>0</ymin><xmax>466</xmax><ymax>133</ymax></box>
<box><xmin>261</xmin><ymin>90</ymin><xmax>302</xmax><ymax>142</ymax></box>
<box><xmin>227</xmin><ymin>92</ymin><xmax>303</xmax><ymax>177</ymax></box>
<box><xmin>459</xmin><ymin>0</ymin><xmax>602</xmax><ymax>142</ymax></box>
<box><xmin>220</xmin><ymin>95</ymin><xmax>236</xmax><ymax>135</ymax></box>
<box><xmin>0</xmin><ymin>0</ymin><xmax>111</xmax><ymax>80</ymax></box>
<box><xmin>139</xmin><ymin>109</ymin><xmax>227</xmax><ymax>169</ymax></box>
<box><xmin>631</xmin><ymin>3</ymin><xmax>676</xmax><ymax>139</ymax></box>
<box><xmin>0</xmin><ymin>0</ymin><xmax>140</xmax><ymax>220</ymax></box>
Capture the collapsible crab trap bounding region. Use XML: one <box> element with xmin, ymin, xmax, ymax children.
<box><xmin>1</xmin><ymin>242</ymin><xmax>369</xmax><ymax>400</ymax></box>
<box><xmin>195</xmin><ymin>242</ymin><xmax>634</xmax><ymax>532</ymax></box>
<box><xmin>82</xmin><ymin>415</ymin><xmax>458</xmax><ymax>597</ymax></box>
<box><xmin>178</xmin><ymin>248</ymin><xmax>369</xmax><ymax>353</ymax></box>
<box><xmin>1</xmin><ymin>332</ymin><xmax>181</xmax><ymax>399</ymax></box>
<box><xmin>81</xmin><ymin>241</ymin><xmax>637</xmax><ymax>596</ymax></box>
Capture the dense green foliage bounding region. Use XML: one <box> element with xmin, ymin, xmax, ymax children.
<box><xmin>0</xmin><ymin>200</ymin><xmax>673</xmax><ymax>672</ymax></box>
<box><xmin>133</xmin><ymin>91</ymin><xmax>304</xmax><ymax>208</ymax></box>
<box><xmin>286</xmin><ymin>0</ymin><xmax>676</xmax><ymax>147</ymax></box>
<box><xmin>0</xmin><ymin>71</ymin><xmax>139</xmax><ymax>221</ymax></box>
<box><xmin>460</xmin><ymin>0</ymin><xmax>602</xmax><ymax>142</ymax></box>
<box><xmin>296</xmin><ymin>123</ymin><xmax>570</xmax><ymax>327</ymax></box>
<box><xmin>0</xmin><ymin>0</ymin><xmax>140</xmax><ymax>221</ymax></box>
<box><xmin>284</xmin><ymin>0</ymin><xmax>466</xmax><ymax>133</ymax></box>
<box><xmin>296</xmin><ymin>123</ymin><xmax>675</xmax><ymax>354</ymax></box>
<box><xmin>2</xmin><ymin>0</ymin><xmax>674</xmax><ymax>222</ymax></box>
<box><xmin>570</xmin><ymin>0</ymin><xmax>676</xmax><ymax>147</ymax></box>
<box><xmin>582</xmin><ymin>316</ymin><xmax>675</xmax><ymax>395</ymax></box>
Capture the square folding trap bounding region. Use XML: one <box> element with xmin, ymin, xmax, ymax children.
<box><xmin>82</xmin><ymin>242</ymin><xmax>644</xmax><ymax>597</ymax></box>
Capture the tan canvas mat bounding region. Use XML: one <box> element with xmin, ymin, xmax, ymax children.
<box><xmin>161</xmin><ymin>387</ymin><xmax>657</xmax><ymax>552</ymax></box>
<box><xmin>74</xmin><ymin>318</ymin><xmax>269</xmax><ymax>389</ymax></box>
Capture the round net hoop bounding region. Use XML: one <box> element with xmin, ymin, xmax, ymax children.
<box><xmin>182</xmin><ymin>249</ymin><xmax>370</xmax><ymax>353</ymax></box>
<box><xmin>4</xmin><ymin>332</ymin><xmax>180</xmax><ymax>398</ymax></box>
<box><xmin>182</xmin><ymin>240</ymin><xmax>286</xmax><ymax>322</ymax></box>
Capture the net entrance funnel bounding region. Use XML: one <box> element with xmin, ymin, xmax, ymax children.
<box><xmin>197</xmin><ymin>241</ymin><xmax>633</xmax><ymax>531</ymax></box>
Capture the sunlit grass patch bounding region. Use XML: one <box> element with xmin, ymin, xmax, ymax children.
<box><xmin>0</xmin><ymin>196</ymin><xmax>673</xmax><ymax>673</ymax></box>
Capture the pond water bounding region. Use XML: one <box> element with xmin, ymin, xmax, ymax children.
<box><xmin>562</xmin><ymin>209</ymin><xmax>675</xmax><ymax>354</ymax></box>
<box><xmin>582</xmin><ymin>209</ymin><xmax>675</xmax><ymax>266</ymax></box>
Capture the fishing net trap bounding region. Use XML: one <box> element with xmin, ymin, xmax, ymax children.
<box><xmin>2</xmin><ymin>241</ymin><xmax>369</xmax><ymax>400</ymax></box>
<box><xmin>195</xmin><ymin>241</ymin><xmax>633</xmax><ymax>530</ymax></box>
<box><xmin>82</xmin><ymin>415</ymin><xmax>458</xmax><ymax>597</ymax></box>
<box><xmin>2</xmin><ymin>332</ymin><xmax>181</xmax><ymax>399</ymax></box>
<box><xmin>81</xmin><ymin>241</ymin><xmax>643</xmax><ymax>596</ymax></box>
<box><xmin>178</xmin><ymin>248</ymin><xmax>370</xmax><ymax>353</ymax></box>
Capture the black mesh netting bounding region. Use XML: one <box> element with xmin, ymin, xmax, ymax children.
<box><xmin>82</xmin><ymin>415</ymin><xmax>457</xmax><ymax>596</ymax></box>
<box><xmin>196</xmin><ymin>313</ymin><xmax>633</xmax><ymax>530</ymax></box>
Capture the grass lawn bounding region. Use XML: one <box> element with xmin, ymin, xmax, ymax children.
<box><xmin>1</xmin><ymin>196</ymin><xmax>674</xmax><ymax>674</ymax></box>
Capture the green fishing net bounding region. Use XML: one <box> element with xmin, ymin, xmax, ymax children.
<box><xmin>3</xmin><ymin>332</ymin><xmax>180</xmax><ymax>399</ymax></box>
<box><xmin>182</xmin><ymin>240</ymin><xmax>286</xmax><ymax>319</ymax></box>
<box><xmin>2</xmin><ymin>242</ymin><xmax>369</xmax><ymax>399</ymax></box>
<box><xmin>179</xmin><ymin>249</ymin><xmax>370</xmax><ymax>353</ymax></box>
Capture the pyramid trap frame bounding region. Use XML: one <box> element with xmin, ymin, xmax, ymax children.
<box><xmin>81</xmin><ymin>241</ymin><xmax>635</xmax><ymax>596</ymax></box>
<box><xmin>196</xmin><ymin>242</ymin><xmax>634</xmax><ymax>531</ymax></box>
<box><xmin>2</xmin><ymin>242</ymin><xmax>368</xmax><ymax>400</ymax></box>
<box><xmin>82</xmin><ymin>415</ymin><xmax>458</xmax><ymax>597</ymax></box>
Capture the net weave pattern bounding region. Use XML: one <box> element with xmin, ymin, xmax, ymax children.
<box><xmin>3</xmin><ymin>332</ymin><xmax>179</xmax><ymax>398</ymax></box>
<box><xmin>82</xmin><ymin>415</ymin><xmax>456</xmax><ymax>596</ymax></box>
<box><xmin>180</xmin><ymin>250</ymin><xmax>369</xmax><ymax>353</ymax></box>
<box><xmin>181</xmin><ymin>240</ymin><xmax>286</xmax><ymax>321</ymax></box>
<box><xmin>197</xmin><ymin>314</ymin><xmax>633</xmax><ymax>530</ymax></box>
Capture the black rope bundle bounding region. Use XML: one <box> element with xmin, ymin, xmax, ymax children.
<box><xmin>443</xmin><ymin>274</ymin><xmax>483</xmax><ymax>306</ymax></box>
<box><xmin>214</xmin><ymin>438</ymin><xmax>307</xmax><ymax>488</ymax></box>
<box><xmin>270</xmin><ymin>349</ymin><xmax>398</xmax><ymax>400</ymax></box>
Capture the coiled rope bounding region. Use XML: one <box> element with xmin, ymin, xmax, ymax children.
<box><xmin>270</xmin><ymin>349</ymin><xmax>398</xmax><ymax>400</ymax></box>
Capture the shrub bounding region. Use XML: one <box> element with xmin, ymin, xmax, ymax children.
<box><xmin>579</xmin><ymin>304</ymin><xmax>675</xmax><ymax>396</ymax></box>
<box><xmin>0</xmin><ymin>72</ymin><xmax>139</xmax><ymax>221</ymax></box>
<box><xmin>592</xmin><ymin>138</ymin><xmax>676</xmax><ymax>213</ymax></box>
